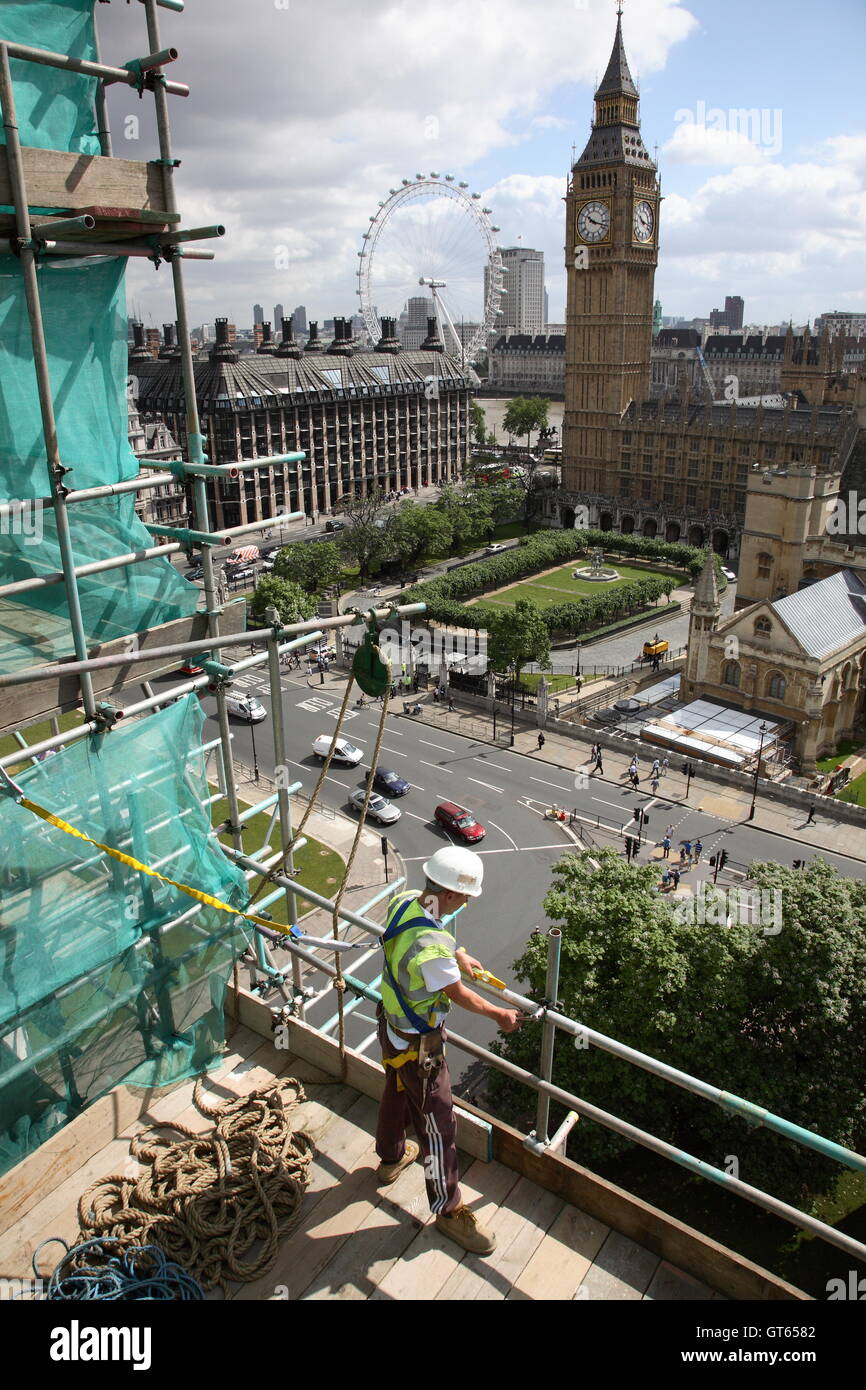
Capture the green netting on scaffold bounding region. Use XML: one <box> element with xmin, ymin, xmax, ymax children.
<box><xmin>0</xmin><ymin>254</ymin><xmax>201</xmax><ymax>670</ymax></box>
<box><xmin>0</xmin><ymin>0</ymin><xmax>101</xmax><ymax>157</ymax></box>
<box><xmin>0</xmin><ymin>696</ymin><xmax>250</xmax><ymax>1177</ymax></box>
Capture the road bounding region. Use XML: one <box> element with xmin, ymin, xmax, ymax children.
<box><xmin>203</xmin><ymin>665</ymin><xmax>866</xmax><ymax>1075</ymax></box>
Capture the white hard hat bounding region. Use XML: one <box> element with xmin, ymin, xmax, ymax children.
<box><xmin>423</xmin><ymin>846</ymin><xmax>484</xmax><ymax>897</ymax></box>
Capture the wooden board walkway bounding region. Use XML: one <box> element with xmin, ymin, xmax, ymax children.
<box><xmin>0</xmin><ymin>1030</ymin><xmax>722</xmax><ymax>1302</ymax></box>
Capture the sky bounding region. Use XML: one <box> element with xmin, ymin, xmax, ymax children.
<box><xmin>95</xmin><ymin>0</ymin><xmax>866</xmax><ymax>334</ymax></box>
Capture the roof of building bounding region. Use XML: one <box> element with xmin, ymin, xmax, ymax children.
<box><xmin>770</xmin><ymin>569</ymin><xmax>866</xmax><ymax>658</ymax></box>
<box><xmin>692</xmin><ymin>548</ymin><xmax>720</xmax><ymax>610</ymax></box>
<box><xmin>491</xmin><ymin>334</ymin><xmax>565</xmax><ymax>353</ymax></box>
<box><xmin>133</xmin><ymin>348</ymin><xmax>471</xmax><ymax>409</ymax></box>
<box><xmin>655</xmin><ymin>329</ymin><xmax>701</xmax><ymax>348</ymax></box>
<box><xmin>596</xmin><ymin>13</ymin><xmax>638</xmax><ymax>99</ymax></box>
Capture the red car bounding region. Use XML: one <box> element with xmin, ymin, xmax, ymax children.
<box><xmin>434</xmin><ymin>801</ymin><xmax>485</xmax><ymax>843</ymax></box>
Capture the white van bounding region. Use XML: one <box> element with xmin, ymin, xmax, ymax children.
<box><xmin>226</xmin><ymin>693</ymin><xmax>267</xmax><ymax>723</ymax></box>
<box><xmin>312</xmin><ymin>734</ymin><xmax>362</xmax><ymax>765</ymax></box>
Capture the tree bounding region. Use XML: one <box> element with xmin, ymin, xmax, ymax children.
<box><xmin>273</xmin><ymin>540</ymin><xmax>343</xmax><ymax>595</ymax></box>
<box><xmin>488</xmin><ymin>853</ymin><xmax>866</xmax><ymax>1206</ymax></box>
<box><xmin>249</xmin><ymin>575</ymin><xmax>317</xmax><ymax>627</ymax></box>
<box><xmin>335</xmin><ymin>488</ymin><xmax>392</xmax><ymax>578</ymax></box>
<box><xmin>487</xmin><ymin>598</ymin><xmax>550</xmax><ymax>680</ymax></box>
<box><xmin>469</xmin><ymin>398</ymin><xmax>488</xmax><ymax>447</ymax></box>
<box><xmin>436</xmin><ymin>485</ymin><xmax>492</xmax><ymax>551</ymax></box>
<box><xmin>386</xmin><ymin>504</ymin><xmax>452</xmax><ymax>570</ymax></box>
<box><xmin>502</xmin><ymin>395</ymin><xmax>550</xmax><ymax>451</ymax></box>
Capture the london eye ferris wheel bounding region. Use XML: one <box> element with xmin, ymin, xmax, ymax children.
<box><xmin>356</xmin><ymin>175</ymin><xmax>504</xmax><ymax>370</ymax></box>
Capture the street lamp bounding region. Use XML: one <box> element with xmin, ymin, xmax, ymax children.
<box><xmin>747</xmin><ymin>722</ymin><xmax>768</xmax><ymax>821</ymax></box>
<box><xmin>249</xmin><ymin>714</ymin><xmax>260</xmax><ymax>782</ymax></box>
<box><xmin>510</xmin><ymin>664</ymin><xmax>516</xmax><ymax>747</ymax></box>
<box><xmin>682</xmin><ymin>761</ymin><xmax>694</xmax><ymax>799</ymax></box>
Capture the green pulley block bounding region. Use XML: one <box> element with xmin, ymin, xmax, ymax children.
<box><xmin>351</xmin><ymin>617</ymin><xmax>392</xmax><ymax>697</ymax></box>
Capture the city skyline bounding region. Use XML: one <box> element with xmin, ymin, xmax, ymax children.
<box><xmin>98</xmin><ymin>0</ymin><xmax>865</xmax><ymax>331</ymax></box>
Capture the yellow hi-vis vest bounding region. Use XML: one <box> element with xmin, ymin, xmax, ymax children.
<box><xmin>379</xmin><ymin>890</ymin><xmax>456</xmax><ymax>1034</ymax></box>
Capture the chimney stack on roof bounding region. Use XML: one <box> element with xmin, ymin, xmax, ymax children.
<box><xmin>421</xmin><ymin>315</ymin><xmax>445</xmax><ymax>353</ymax></box>
<box><xmin>130</xmin><ymin>320</ymin><xmax>151</xmax><ymax>361</ymax></box>
<box><xmin>376</xmin><ymin>316</ymin><xmax>401</xmax><ymax>353</ymax></box>
<box><xmin>209</xmin><ymin>315</ymin><xmax>239</xmax><ymax>363</ymax></box>
<box><xmin>304</xmin><ymin>321</ymin><xmax>323</xmax><ymax>352</ymax></box>
<box><xmin>276</xmin><ymin>314</ymin><xmax>302</xmax><ymax>359</ymax></box>
<box><xmin>159</xmin><ymin>322</ymin><xmax>179</xmax><ymax>359</ymax></box>
<box><xmin>257</xmin><ymin>321</ymin><xmax>276</xmax><ymax>354</ymax></box>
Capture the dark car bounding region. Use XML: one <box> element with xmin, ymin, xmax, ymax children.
<box><xmin>325</xmin><ymin>519</ymin><xmax>346</xmax><ymax>532</ymax></box>
<box><xmin>434</xmin><ymin>801</ymin><xmax>485</xmax><ymax>843</ymax></box>
<box><xmin>365</xmin><ymin>766</ymin><xmax>411</xmax><ymax>797</ymax></box>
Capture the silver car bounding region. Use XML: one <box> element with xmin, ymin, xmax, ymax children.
<box><xmin>348</xmin><ymin>787</ymin><xmax>401</xmax><ymax>824</ymax></box>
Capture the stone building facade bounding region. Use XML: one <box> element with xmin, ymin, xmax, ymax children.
<box><xmin>487</xmin><ymin>333</ymin><xmax>565</xmax><ymax>395</ymax></box>
<box><xmin>682</xmin><ymin>552</ymin><xmax>866</xmax><ymax>772</ymax></box>
<box><xmin>133</xmin><ymin>316</ymin><xmax>471</xmax><ymax>530</ymax></box>
<box><xmin>555</xmin><ymin>16</ymin><xmax>859</xmax><ymax>562</ymax></box>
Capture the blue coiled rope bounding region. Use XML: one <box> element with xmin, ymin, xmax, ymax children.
<box><xmin>34</xmin><ymin>1236</ymin><xmax>205</xmax><ymax>1301</ymax></box>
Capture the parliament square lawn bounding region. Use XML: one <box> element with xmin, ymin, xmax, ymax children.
<box><xmin>469</xmin><ymin>560</ymin><xmax>683</xmax><ymax>612</ymax></box>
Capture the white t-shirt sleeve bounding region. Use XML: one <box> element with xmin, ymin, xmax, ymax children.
<box><xmin>420</xmin><ymin>955</ymin><xmax>461</xmax><ymax>993</ymax></box>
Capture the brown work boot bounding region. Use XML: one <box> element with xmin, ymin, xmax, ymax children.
<box><xmin>377</xmin><ymin>1140</ymin><xmax>420</xmax><ymax>1185</ymax></box>
<box><xmin>435</xmin><ymin>1204</ymin><xmax>496</xmax><ymax>1256</ymax></box>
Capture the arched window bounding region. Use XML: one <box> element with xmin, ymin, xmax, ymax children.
<box><xmin>767</xmin><ymin>672</ymin><xmax>786</xmax><ymax>700</ymax></box>
<box><xmin>754</xmin><ymin>616</ymin><xmax>772</xmax><ymax>636</ymax></box>
<box><xmin>723</xmin><ymin>661</ymin><xmax>741</xmax><ymax>688</ymax></box>
<box><xmin>757</xmin><ymin>552</ymin><xmax>773</xmax><ymax>579</ymax></box>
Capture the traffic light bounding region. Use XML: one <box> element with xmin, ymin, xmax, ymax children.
<box><xmin>709</xmin><ymin>854</ymin><xmax>717</xmax><ymax>868</ymax></box>
<box><xmin>793</xmin><ymin>859</ymin><xmax>804</xmax><ymax>870</ymax></box>
<box><xmin>718</xmin><ymin>849</ymin><xmax>728</xmax><ymax>870</ymax></box>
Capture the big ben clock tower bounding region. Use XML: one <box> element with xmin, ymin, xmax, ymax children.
<box><xmin>561</xmin><ymin>8</ymin><xmax>659</xmax><ymax>507</ymax></box>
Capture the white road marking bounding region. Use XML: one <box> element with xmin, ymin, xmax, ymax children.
<box><xmin>402</xmin><ymin>810</ymin><xmax>431</xmax><ymax>823</ymax></box>
<box><xmin>419</xmin><ymin>738</ymin><xmax>453</xmax><ymax>752</ymax></box>
<box><xmin>370</xmin><ymin>724</ymin><xmax>403</xmax><ymax>735</ymax></box>
<box><xmin>467</xmin><ymin>777</ymin><xmax>503</xmax><ymax>794</ymax></box>
<box><xmin>488</xmin><ymin>819</ymin><xmax>518</xmax><ymax>849</ymax></box>
<box><xmin>408</xmin><ymin>782</ymin><xmax>425</xmax><ymax>792</ymax></box>
<box><xmin>480</xmin><ymin>761</ymin><xmax>511</xmax><ymax>772</ymax></box>
<box><xmin>402</xmin><ymin>844</ymin><xmax>571</xmax><ymax>859</ymax></box>
<box><xmin>530</xmin><ymin>775</ymin><xmax>571</xmax><ymax>792</ymax></box>
<box><xmin>378</xmin><ymin>745</ymin><xmax>408</xmax><ymax>757</ymax></box>
<box><xmin>420</xmin><ymin>760</ymin><xmax>451</xmax><ymax>773</ymax></box>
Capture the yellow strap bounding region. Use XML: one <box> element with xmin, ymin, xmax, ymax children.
<box><xmin>18</xmin><ymin>795</ymin><xmax>291</xmax><ymax>935</ymax></box>
<box><xmin>382</xmin><ymin>1050</ymin><xmax>419</xmax><ymax>1069</ymax></box>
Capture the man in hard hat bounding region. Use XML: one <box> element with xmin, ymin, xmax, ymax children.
<box><xmin>375</xmin><ymin>845</ymin><xmax>522</xmax><ymax>1255</ymax></box>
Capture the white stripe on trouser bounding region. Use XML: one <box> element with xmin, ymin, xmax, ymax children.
<box><xmin>424</xmin><ymin>1110</ymin><xmax>448</xmax><ymax>1213</ymax></box>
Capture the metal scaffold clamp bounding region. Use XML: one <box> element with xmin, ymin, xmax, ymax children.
<box><xmin>93</xmin><ymin>701</ymin><xmax>124</xmax><ymax>733</ymax></box>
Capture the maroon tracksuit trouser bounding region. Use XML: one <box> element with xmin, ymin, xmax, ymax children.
<box><xmin>375</xmin><ymin>1006</ymin><xmax>461</xmax><ymax>1215</ymax></box>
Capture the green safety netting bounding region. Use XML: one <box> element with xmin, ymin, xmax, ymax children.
<box><xmin>0</xmin><ymin>2</ymin><xmax>201</xmax><ymax>671</ymax></box>
<box><xmin>0</xmin><ymin>696</ymin><xmax>250</xmax><ymax>1176</ymax></box>
<box><xmin>0</xmin><ymin>254</ymin><xmax>201</xmax><ymax>669</ymax></box>
<box><xmin>0</xmin><ymin>0</ymin><xmax>101</xmax><ymax>156</ymax></box>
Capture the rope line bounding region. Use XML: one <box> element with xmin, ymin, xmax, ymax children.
<box><xmin>69</xmin><ymin>1076</ymin><xmax>315</xmax><ymax>1293</ymax></box>
<box><xmin>34</xmin><ymin>1236</ymin><xmax>205</xmax><ymax>1301</ymax></box>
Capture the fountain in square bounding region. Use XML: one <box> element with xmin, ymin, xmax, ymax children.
<box><xmin>574</xmin><ymin>547</ymin><xmax>619</xmax><ymax>582</ymax></box>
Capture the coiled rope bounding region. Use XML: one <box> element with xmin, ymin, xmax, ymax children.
<box><xmin>34</xmin><ymin>1236</ymin><xmax>205</xmax><ymax>1301</ymax></box>
<box><xmin>70</xmin><ymin>1075</ymin><xmax>314</xmax><ymax>1292</ymax></box>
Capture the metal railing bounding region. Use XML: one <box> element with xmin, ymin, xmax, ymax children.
<box><xmin>227</xmin><ymin>848</ymin><xmax>866</xmax><ymax>1267</ymax></box>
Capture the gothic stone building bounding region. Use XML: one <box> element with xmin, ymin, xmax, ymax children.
<box><xmin>554</xmin><ymin>15</ymin><xmax>858</xmax><ymax>563</ymax></box>
<box><xmin>132</xmin><ymin>316</ymin><xmax>471</xmax><ymax>530</ymax></box>
<box><xmin>682</xmin><ymin>551</ymin><xmax>866</xmax><ymax>772</ymax></box>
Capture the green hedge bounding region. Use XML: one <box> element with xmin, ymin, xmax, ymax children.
<box><xmin>405</xmin><ymin>529</ymin><xmax>706</xmax><ymax>638</ymax></box>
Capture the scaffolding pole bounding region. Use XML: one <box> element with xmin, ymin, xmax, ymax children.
<box><xmin>0</xmin><ymin>43</ymin><xmax>97</xmax><ymax>719</ymax></box>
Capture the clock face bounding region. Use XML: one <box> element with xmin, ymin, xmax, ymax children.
<box><xmin>576</xmin><ymin>200</ymin><xmax>610</xmax><ymax>243</ymax></box>
<box><xmin>633</xmin><ymin>200</ymin><xmax>655</xmax><ymax>243</ymax></box>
